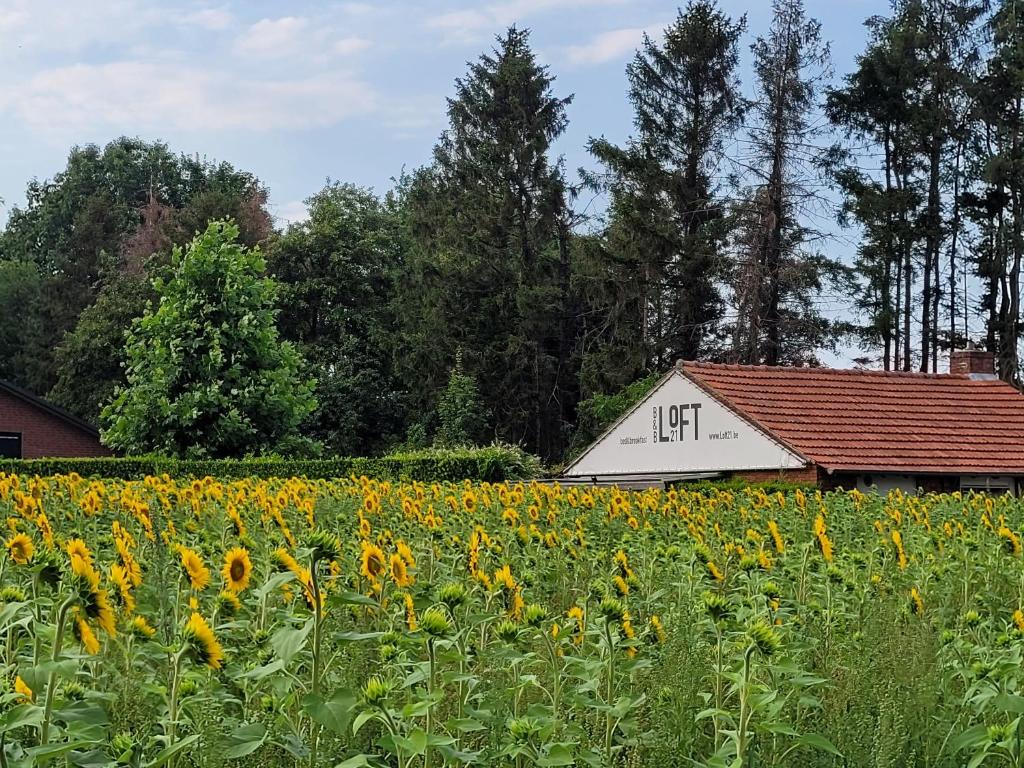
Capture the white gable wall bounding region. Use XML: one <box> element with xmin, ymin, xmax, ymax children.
<box><xmin>564</xmin><ymin>372</ymin><xmax>806</xmax><ymax>477</ymax></box>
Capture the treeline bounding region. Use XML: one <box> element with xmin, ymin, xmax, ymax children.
<box><xmin>1</xmin><ymin>0</ymin><xmax>1022</xmax><ymax>463</ymax></box>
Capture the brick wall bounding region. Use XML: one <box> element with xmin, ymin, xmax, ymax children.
<box><xmin>0</xmin><ymin>390</ymin><xmax>111</xmax><ymax>458</ymax></box>
<box><xmin>729</xmin><ymin>465</ymin><xmax>821</xmax><ymax>485</ymax></box>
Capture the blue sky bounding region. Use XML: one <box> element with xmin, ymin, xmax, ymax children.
<box><xmin>0</xmin><ymin>0</ymin><xmax>891</xmax><ymax>229</ymax></box>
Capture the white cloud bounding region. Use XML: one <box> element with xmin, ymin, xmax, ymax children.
<box><xmin>3</xmin><ymin>61</ymin><xmax>378</xmax><ymax>133</ymax></box>
<box><xmin>564</xmin><ymin>25</ymin><xmax>649</xmax><ymax>66</ymax></box>
<box><xmin>234</xmin><ymin>16</ymin><xmax>310</xmax><ymax>58</ymax></box>
<box><xmin>430</xmin><ymin>0</ymin><xmax>629</xmax><ymax>42</ymax></box>
<box><xmin>333</xmin><ymin>36</ymin><xmax>371</xmax><ymax>56</ymax></box>
<box><xmin>275</xmin><ymin>200</ymin><xmax>309</xmax><ymax>226</ymax></box>
<box><xmin>233</xmin><ymin>17</ymin><xmax>372</xmax><ymax>61</ymax></box>
<box><xmin>180</xmin><ymin>8</ymin><xmax>233</xmax><ymax>31</ymax></box>
<box><xmin>0</xmin><ymin>0</ymin><xmax>160</xmax><ymax>53</ymax></box>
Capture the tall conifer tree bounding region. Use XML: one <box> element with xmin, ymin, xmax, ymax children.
<box><xmin>587</xmin><ymin>1</ymin><xmax>745</xmax><ymax>372</ymax></box>
<box><xmin>397</xmin><ymin>27</ymin><xmax>576</xmax><ymax>460</ymax></box>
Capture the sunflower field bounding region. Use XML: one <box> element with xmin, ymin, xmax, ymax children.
<box><xmin>2</xmin><ymin>474</ymin><xmax>1024</xmax><ymax>767</ymax></box>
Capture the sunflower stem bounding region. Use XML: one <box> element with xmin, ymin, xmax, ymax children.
<box><xmin>39</xmin><ymin>593</ymin><xmax>76</xmax><ymax>749</ymax></box>
<box><xmin>309</xmin><ymin>554</ymin><xmax>324</xmax><ymax>768</ymax></box>
<box><xmin>166</xmin><ymin>646</ymin><xmax>187</xmax><ymax>768</ymax></box>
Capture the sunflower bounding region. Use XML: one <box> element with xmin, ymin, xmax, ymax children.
<box><xmin>65</xmin><ymin>538</ymin><xmax>94</xmax><ymax>567</ymax></box>
<box><xmin>217</xmin><ymin>590</ymin><xmax>242</xmax><ymax>617</ymax></box>
<box><xmin>14</xmin><ymin>675</ymin><xmax>32</xmax><ymax>702</ymax></box>
<box><xmin>221</xmin><ymin>547</ymin><xmax>252</xmax><ymax>593</ymax></box>
<box><xmin>73</xmin><ymin>611</ymin><xmax>101</xmax><ymax>655</ymax></box>
<box><xmin>389</xmin><ymin>553</ymin><xmax>412</xmax><ymax>588</ymax></box>
<box><xmin>130</xmin><ymin>615</ymin><xmax>157</xmax><ymax>639</ymax></box>
<box><xmin>5</xmin><ymin>533</ymin><xmax>33</xmax><ymax>565</ymax></box>
<box><xmin>183</xmin><ymin>612</ymin><xmax>224</xmax><ymax>669</ymax></box>
<box><xmin>110</xmin><ymin>564</ymin><xmax>135</xmax><ymax>615</ymax></box>
<box><xmin>403</xmin><ymin>592</ymin><xmax>417</xmax><ymax>632</ymax></box>
<box><xmin>360</xmin><ymin>541</ymin><xmax>386</xmax><ymax>582</ymax></box>
<box><xmin>84</xmin><ymin>587</ymin><xmax>118</xmax><ymax>636</ymax></box>
<box><xmin>177</xmin><ymin>546</ymin><xmax>211</xmax><ymax>591</ymax></box>
<box><xmin>396</xmin><ymin>540</ymin><xmax>416</xmax><ymax>569</ymax></box>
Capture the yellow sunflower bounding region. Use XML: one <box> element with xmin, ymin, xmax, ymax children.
<box><xmin>389</xmin><ymin>553</ymin><xmax>412</xmax><ymax>588</ymax></box>
<box><xmin>221</xmin><ymin>547</ymin><xmax>252</xmax><ymax>593</ymax></box>
<box><xmin>183</xmin><ymin>612</ymin><xmax>224</xmax><ymax>669</ymax></box>
<box><xmin>5</xmin><ymin>533</ymin><xmax>33</xmax><ymax>565</ymax></box>
<box><xmin>217</xmin><ymin>590</ymin><xmax>242</xmax><ymax>617</ymax></box>
<box><xmin>110</xmin><ymin>564</ymin><xmax>135</xmax><ymax>615</ymax></box>
<box><xmin>65</xmin><ymin>538</ymin><xmax>93</xmax><ymax>567</ymax></box>
<box><xmin>403</xmin><ymin>592</ymin><xmax>417</xmax><ymax>631</ymax></box>
<box><xmin>84</xmin><ymin>587</ymin><xmax>117</xmax><ymax>637</ymax></box>
<box><xmin>73</xmin><ymin>611</ymin><xmax>101</xmax><ymax>655</ymax></box>
<box><xmin>177</xmin><ymin>546</ymin><xmax>211</xmax><ymax>591</ymax></box>
<box><xmin>14</xmin><ymin>675</ymin><xmax>32</xmax><ymax>702</ymax></box>
<box><xmin>360</xmin><ymin>541</ymin><xmax>386</xmax><ymax>582</ymax></box>
<box><xmin>130</xmin><ymin>615</ymin><xmax>157</xmax><ymax>639</ymax></box>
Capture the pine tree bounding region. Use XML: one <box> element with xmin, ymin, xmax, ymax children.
<box><xmin>827</xmin><ymin>11</ymin><xmax>927</xmax><ymax>370</ymax></box>
<box><xmin>968</xmin><ymin>0</ymin><xmax>1024</xmax><ymax>382</ymax></box>
<box><xmin>397</xmin><ymin>27</ymin><xmax>576</xmax><ymax>461</ymax></box>
<box><xmin>587</xmin><ymin>1</ymin><xmax>745</xmax><ymax>370</ymax></box>
<box><xmin>435</xmin><ymin>354</ymin><xmax>491</xmax><ymax>448</ymax></box>
<box><xmin>731</xmin><ymin>0</ymin><xmax>840</xmax><ymax>365</ymax></box>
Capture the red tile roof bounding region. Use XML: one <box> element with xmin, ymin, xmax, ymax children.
<box><xmin>681</xmin><ymin>361</ymin><xmax>1024</xmax><ymax>475</ymax></box>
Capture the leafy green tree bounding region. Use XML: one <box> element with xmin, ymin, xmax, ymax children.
<box><xmin>0</xmin><ymin>260</ymin><xmax>41</xmax><ymax>384</ymax></box>
<box><xmin>397</xmin><ymin>27</ymin><xmax>577</xmax><ymax>461</ymax></box>
<box><xmin>48</xmin><ymin>273</ymin><xmax>152</xmax><ymax>419</ymax></box>
<box><xmin>0</xmin><ymin>137</ymin><xmax>271</xmax><ymax>399</ymax></box>
<box><xmin>267</xmin><ymin>183</ymin><xmax>406</xmax><ymax>455</ymax></box>
<box><xmin>587</xmin><ymin>2</ymin><xmax>746</xmax><ymax>369</ymax></box>
<box><xmin>102</xmin><ymin>221</ymin><xmax>316</xmax><ymax>458</ymax></box>
<box><xmin>435</xmin><ymin>355</ymin><xmax>491</xmax><ymax>448</ymax></box>
<box><xmin>968</xmin><ymin>0</ymin><xmax>1024</xmax><ymax>381</ymax></box>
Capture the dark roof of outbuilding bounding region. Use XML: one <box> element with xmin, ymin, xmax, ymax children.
<box><xmin>681</xmin><ymin>361</ymin><xmax>1024</xmax><ymax>475</ymax></box>
<box><xmin>0</xmin><ymin>380</ymin><xmax>100</xmax><ymax>437</ymax></box>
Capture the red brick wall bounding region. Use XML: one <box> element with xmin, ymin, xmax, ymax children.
<box><xmin>950</xmin><ymin>349</ymin><xmax>995</xmax><ymax>375</ymax></box>
<box><xmin>0</xmin><ymin>390</ymin><xmax>111</xmax><ymax>458</ymax></box>
<box><xmin>730</xmin><ymin>465</ymin><xmax>820</xmax><ymax>485</ymax></box>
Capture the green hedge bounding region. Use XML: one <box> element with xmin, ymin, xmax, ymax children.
<box><xmin>676</xmin><ymin>478</ymin><xmax>816</xmax><ymax>495</ymax></box>
<box><xmin>0</xmin><ymin>445</ymin><xmax>542</xmax><ymax>483</ymax></box>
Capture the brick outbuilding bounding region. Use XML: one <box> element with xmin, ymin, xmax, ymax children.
<box><xmin>563</xmin><ymin>349</ymin><xmax>1024</xmax><ymax>494</ymax></box>
<box><xmin>0</xmin><ymin>380</ymin><xmax>111</xmax><ymax>459</ymax></box>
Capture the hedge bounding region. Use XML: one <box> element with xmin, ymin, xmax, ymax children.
<box><xmin>677</xmin><ymin>478</ymin><xmax>816</xmax><ymax>495</ymax></box>
<box><xmin>0</xmin><ymin>445</ymin><xmax>543</xmax><ymax>483</ymax></box>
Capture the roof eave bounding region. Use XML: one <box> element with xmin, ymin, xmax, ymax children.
<box><xmin>0</xmin><ymin>380</ymin><xmax>101</xmax><ymax>438</ymax></box>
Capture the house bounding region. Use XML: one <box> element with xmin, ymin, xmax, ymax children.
<box><xmin>0</xmin><ymin>380</ymin><xmax>111</xmax><ymax>459</ymax></box>
<box><xmin>562</xmin><ymin>349</ymin><xmax>1024</xmax><ymax>494</ymax></box>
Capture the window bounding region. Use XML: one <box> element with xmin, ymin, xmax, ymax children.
<box><xmin>0</xmin><ymin>432</ymin><xmax>22</xmax><ymax>459</ymax></box>
<box><xmin>960</xmin><ymin>476</ymin><xmax>1012</xmax><ymax>495</ymax></box>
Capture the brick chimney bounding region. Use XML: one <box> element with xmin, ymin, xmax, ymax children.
<box><xmin>950</xmin><ymin>344</ymin><xmax>996</xmax><ymax>378</ymax></box>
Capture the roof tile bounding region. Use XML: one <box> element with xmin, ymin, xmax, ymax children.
<box><xmin>682</xmin><ymin>361</ymin><xmax>1024</xmax><ymax>475</ymax></box>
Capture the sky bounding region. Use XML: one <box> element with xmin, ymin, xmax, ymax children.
<box><xmin>0</xmin><ymin>0</ymin><xmax>892</xmax><ymax>228</ymax></box>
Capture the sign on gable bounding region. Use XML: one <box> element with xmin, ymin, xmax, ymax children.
<box><xmin>564</xmin><ymin>372</ymin><xmax>805</xmax><ymax>476</ymax></box>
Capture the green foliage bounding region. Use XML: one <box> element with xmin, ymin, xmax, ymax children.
<box><xmin>678</xmin><ymin>477</ymin><xmax>817</xmax><ymax>495</ymax></box>
<box><xmin>0</xmin><ymin>260</ymin><xmax>41</xmax><ymax>383</ymax></box>
<box><xmin>268</xmin><ymin>183</ymin><xmax>407</xmax><ymax>456</ymax></box>
<box><xmin>586</xmin><ymin>3</ymin><xmax>744</xmax><ymax>369</ymax></box>
<box><xmin>0</xmin><ymin>137</ymin><xmax>271</xmax><ymax>397</ymax></box>
<box><xmin>48</xmin><ymin>273</ymin><xmax>152</xmax><ymax>419</ymax></box>
<box><xmin>101</xmin><ymin>220</ymin><xmax>317</xmax><ymax>458</ymax></box>
<box><xmin>0</xmin><ymin>444</ymin><xmax>542</xmax><ymax>482</ymax></box>
<box><xmin>434</xmin><ymin>357</ymin><xmax>490</xmax><ymax>448</ymax></box>
<box><xmin>396</xmin><ymin>27</ymin><xmax>578</xmax><ymax>462</ymax></box>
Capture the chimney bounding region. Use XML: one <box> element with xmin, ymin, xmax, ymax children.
<box><xmin>950</xmin><ymin>343</ymin><xmax>996</xmax><ymax>379</ymax></box>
